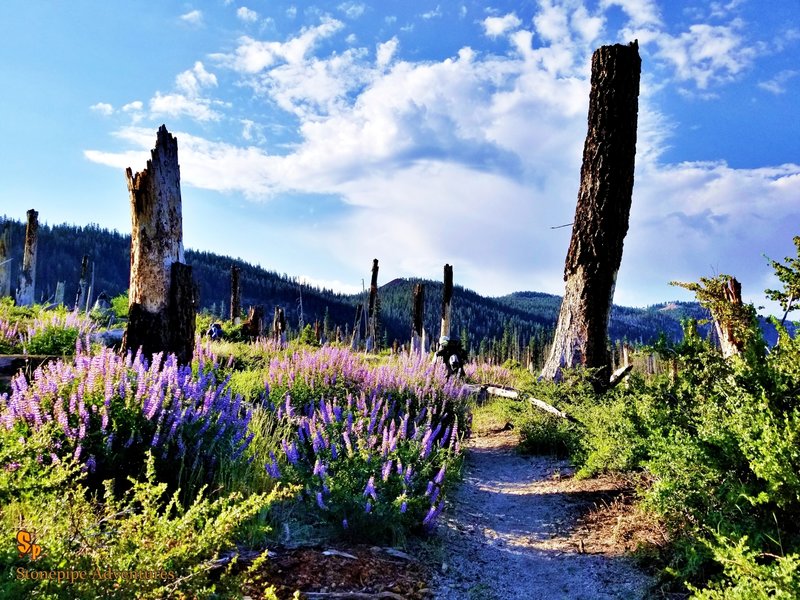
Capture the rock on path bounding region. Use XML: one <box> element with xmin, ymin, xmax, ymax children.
<box><xmin>431</xmin><ymin>431</ymin><xmax>653</xmax><ymax>600</ymax></box>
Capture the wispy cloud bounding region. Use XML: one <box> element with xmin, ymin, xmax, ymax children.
<box><xmin>338</xmin><ymin>2</ymin><xmax>365</xmax><ymax>19</ymax></box>
<box><xmin>179</xmin><ymin>10</ymin><xmax>203</xmax><ymax>26</ymax></box>
<box><xmin>236</xmin><ymin>7</ymin><xmax>258</xmax><ymax>23</ymax></box>
<box><xmin>90</xmin><ymin>102</ymin><xmax>113</xmax><ymax>116</ymax></box>
<box><xmin>482</xmin><ymin>13</ymin><xmax>522</xmax><ymax>38</ymax></box>
<box><xmin>421</xmin><ymin>5</ymin><xmax>442</xmax><ymax>20</ymax></box>
<box><xmin>758</xmin><ymin>69</ymin><xmax>798</xmax><ymax>95</ymax></box>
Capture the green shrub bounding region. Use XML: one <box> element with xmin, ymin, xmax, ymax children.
<box><xmin>0</xmin><ymin>452</ymin><xmax>292</xmax><ymax>600</ymax></box>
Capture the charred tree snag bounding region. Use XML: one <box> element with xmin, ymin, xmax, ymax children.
<box><xmin>243</xmin><ymin>305</ymin><xmax>265</xmax><ymax>339</ymax></box>
<box><xmin>16</xmin><ymin>209</ymin><xmax>39</xmax><ymax>306</ymax></box>
<box><xmin>541</xmin><ymin>42</ymin><xmax>641</xmax><ymax>391</ymax></box>
<box><xmin>440</xmin><ymin>264</ymin><xmax>453</xmax><ymax>343</ymax></box>
<box><xmin>75</xmin><ymin>255</ymin><xmax>89</xmax><ymax>311</ymax></box>
<box><xmin>0</xmin><ymin>221</ymin><xmax>11</xmax><ymax>298</ymax></box>
<box><xmin>366</xmin><ymin>259</ymin><xmax>379</xmax><ymax>352</ymax></box>
<box><xmin>123</xmin><ymin>125</ymin><xmax>197</xmax><ymax>365</ymax></box>
<box><xmin>411</xmin><ymin>283</ymin><xmax>425</xmax><ymax>354</ymax></box>
<box><xmin>230</xmin><ymin>265</ymin><xmax>241</xmax><ymax>324</ymax></box>
<box><xmin>272</xmin><ymin>306</ymin><xmax>287</xmax><ymax>345</ymax></box>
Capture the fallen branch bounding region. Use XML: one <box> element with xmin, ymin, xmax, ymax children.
<box><xmin>465</xmin><ymin>384</ymin><xmax>578</xmax><ymax>423</ymax></box>
<box><xmin>607</xmin><ymin>364</ymin><xmax>633</xmax><ymax>390</ymax></box>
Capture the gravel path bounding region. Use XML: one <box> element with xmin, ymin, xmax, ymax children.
<box><xmin>431</xmin><ymin>431</ymin><xmax>654</xmax><ymax>600</ymax></box>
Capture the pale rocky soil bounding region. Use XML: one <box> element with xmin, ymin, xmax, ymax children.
<box><xmin>430</xmin><ymin>430</ymin><xmax>658</xmax><ymax>600</ymax></box>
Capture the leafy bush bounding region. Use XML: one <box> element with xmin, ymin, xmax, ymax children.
<box><xmin>1</xmin><ymin>452</ymin><xmax>291</xmax><ymax>600</ymax></box>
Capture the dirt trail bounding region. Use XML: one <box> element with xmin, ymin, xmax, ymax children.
<box><xmin>431</xmin><ymin>431</ymin><xmax>654</xmax><ymax>600</ymax></box>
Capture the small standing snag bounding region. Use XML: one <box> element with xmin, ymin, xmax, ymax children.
<box><xmin>16</xmin><ymin>209</ymin><xmax>39</xmax><ymax>307</ymax></box>
<box><xmin>272</xmin><ymin>306</ymin><xmax>287</xmax><ymax>345</ymax></box>
<box><xmin>541</xmin><ymin>42</ymin><xmax>641</xmax><ymax>391</ymax></box>
<box><xmin>366</xmin><ymin>259</ymin><xmax>379</xmax><ymax>352</ymax></box>
<box><xmin>351</xmin><ymin>304</ymin><xmax>363</xmax><ymax>350</ymax></box>
<box><xmin>230</xmin><ymin>265</ymin><xmax>241</xmax><ymax>324</ymax></box>
<box><xmin>123</xmin><ymin>125</ymin><xmax>196</xmax><ymax>364</ymax></box>
<box><xmin>411</xmin><ymin>283</ymin><xmax>425</xmax><ymax>354</ymax></box>
<box><xmin>75</xmin><ymin>254</ymin><xmax>89</xmax><ymax>311</ymax></box>
<box><xmin>0</xmin><ymin>221</ymin><xmax>11</xmax><ymax>298</ymax></box>
<box><xmin>440</xmin><ymin>264</ymin><xmax>453</xmax><ymax>343</ymax></box>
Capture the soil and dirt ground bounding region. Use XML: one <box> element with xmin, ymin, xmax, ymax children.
<box><xmin>248</xmin><ymin>428</ymin><xmax>659</xmax><ymax>599</ymax></box>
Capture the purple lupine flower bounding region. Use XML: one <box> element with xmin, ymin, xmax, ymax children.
<box><xmin>434</xmin><ymin>464</ymin><xmax>446</xmax><ymax>485</ymax></box>
<box><xmin>316</xmin><ymin>491</ymin><xmax>328</xmax><ymax>510</ymax></box>
<box><xmin>400</xmin><ymin>501</ymin><xmax>407</xmax><ymax>513</ymax></box>
<box><xmin>365</xmin><ymin>501</ymin><xmax>372</xmax><ymax>514</ymax></box>
<box><xmin>363</xmin><ymin>476</ymin><xmax>377</xmax><ymax>500</ymax></box>
<box><xmin>430</xmin><ymin>486</ymin><xmax>440</xmax><ymax>505</ymax></box>
<box><xmin>425</xmin><ymin>480</ymin><xmax>434</xmax><ymax>496</ymax></box>
<box><xmin>404</xmin><ymin>465</ymin><xmax>413</xmax><ymax>484</ymax></box>
<box><xmin>86</xmin><ymin>455</ymin><xmax>97</xmax><ymax>473</ymax></box>
<box><xmin>381</xmin><ymin>459</ymin><xmax>393</xmax><ymax>482</ymax></box>
<box><xmin>342</xmin><ymin>518</ymin><xmax>349</xmax><ymax>529</ymax></box>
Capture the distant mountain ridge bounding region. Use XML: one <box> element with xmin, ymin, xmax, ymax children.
<box><xmin>0</xmin><ymin>218</ymin><xmax>793</xmax><ymax>355</ymax></box>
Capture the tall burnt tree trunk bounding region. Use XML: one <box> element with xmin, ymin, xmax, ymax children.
<box><xmin>16</xmin><ymin>209</ymin><xmax>39</xmax><ymax>306</ymax></box>
<box><xmin>230</xmin><ymin>265</ymin><xmax>241</xmax><ymax>324</ymax></box>
<box><xmin>541</xmin><ymin>42</ymin><xmax>641</xmax><ymax>391</ymax></box>
<box><xmin>123</xmin><ymin>125</ymin><xmax>196</xmax><ymax>364</ymax></box>
<box><xmin>411</xmin><ymin>283</ymin><xmax>425</xmax><ymax>354</ymax></box>
<box><xmin>0</xmin><ymin>221</ymin><xmax>11</xmax><ymax>298</ymax></box>
<box><xmin>366</xmin><ymin>259</ymin><xmax>379</xmax><ymax>352</ymax></box>
<box><xmin>440</xmin><ymin>264</ymin><xmax>453</xmax><ymax>344</ymax></box>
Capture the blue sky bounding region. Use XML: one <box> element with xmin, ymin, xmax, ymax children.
<box><xmin>1</xmin><ymin>1</ymin><xmax>798</xmax><ymax>312</ymax></box>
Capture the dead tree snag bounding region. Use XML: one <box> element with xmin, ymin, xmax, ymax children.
<box><xmin>541</xmin><ymin>42</ymin><xmax>641</xmax><ymax>391</ymax></box>
<box><xmin>366</xmin><ymin>259</ymin><xmax>379</xmax><ymax>352</ymax></box>
<box><xmin>440</xmin><ymin>264</ymin><xmax>453</xmax><ymax>343</ymax></box>
<box><xmin>16</xmin><ymin>209</ymin><xmax>39</xmax><ymax>306</ymax></box>
<box><xmin>230</xmin><ymin>265</ymin><xmax>241</xmax><ymax>324</ymax></box>
<box><xmin>411</xmin><ymin>283</ymin><xmax>425</xmax><ymax>354</ymax></box>
<box><xmin>123</xmin><ymin>125</ymin><xmax>197</xmax><ymax>364</ymax></box>
<box><xmin>0</xmin><ymin>221</ymin><xmax>11</xmax><ymax>298</ymax></box>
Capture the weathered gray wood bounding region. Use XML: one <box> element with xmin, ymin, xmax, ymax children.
<box><xmin>123</xmin><ymin>125</ymin><xmax>196</xmax><ymax>364</ymax></box>
<box><xmin>541</xmin><ymin>42</ymin><xmax>641</xmax><ymax>391</ymax></box>
<box><xmin>75</xmin><ymin>254</ymin><xmax>89</xmax><ymax>311</ymax></box>
<box><xmin>465</xmin><ymin>384</ymin><xmax>577</xmax><ymax>422</ymax></box>
<box><xmin>608</xmin><ymin>364</ymin><xmax>633</xmax><ymax>389</ymax></box>
<box><xmin>351</xmin><ymin>303</ymin><xmax>363</xmax><ymax>350</ymax></box>
<box><xmin>0</xmin><ymin>221</ymin><xmax>11</xmax><ymax>298</ymax></box>
<box><xmin>16</xmin><ymin>209</ymin><xmax>39</xmax><ymax>306</ymax></box>
<box><xmin>54</xmin><ymin>281</ymin><xmax>65</xmax><ymax>305</ymax></box>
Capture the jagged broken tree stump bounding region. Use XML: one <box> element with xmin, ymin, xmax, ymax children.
<box><xmin>123</xmin><ymin>125</ymin><xmax>197</xmax><ymax>364</ymax></box>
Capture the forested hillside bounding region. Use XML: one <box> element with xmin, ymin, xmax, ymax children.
<box><xmin>2</xmin><ymin>218</ymin><xmax>791</xmax><ymax>358</ymax></box>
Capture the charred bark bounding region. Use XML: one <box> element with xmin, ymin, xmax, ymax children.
<box><xmin>541</xmin><ymin>42</ymin><xmax>641</xmax><ymax>391</ymax></box>
<box><xmin>230</xmin><ymin>265</ymin><xmax>241</xmax><ymax>323</ymax></box>
<box><xmin>366</xmin><ymin>259</ymin><xmax>379</xmax><ymax>351</ymax></box>
<box><xmin>411</xmin><ymin>283</ymin><xmax>425</xmax><ymax>353</ymax></box>
<box><xmin>440</xmin><ymin>264</ymin><xmax>453</xmax><ymax>343</ymax></box>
